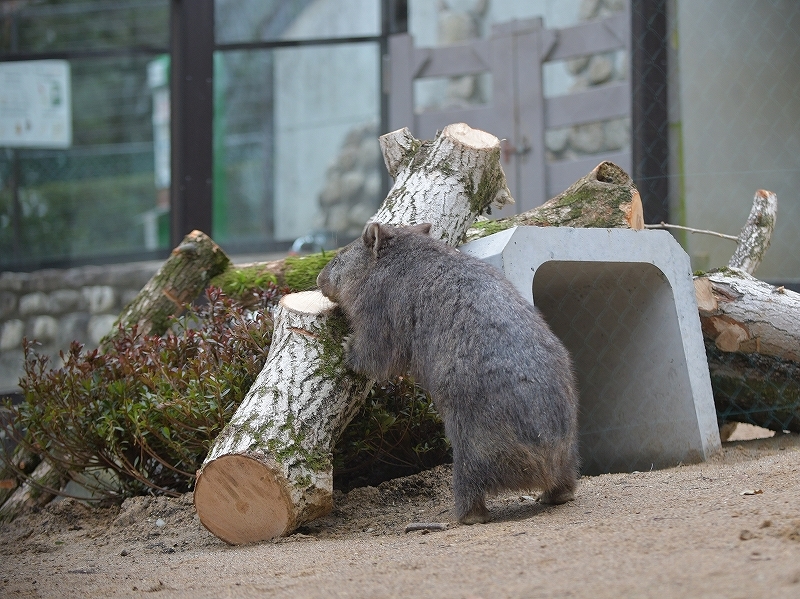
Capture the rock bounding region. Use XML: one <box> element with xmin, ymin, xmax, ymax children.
<box><xmin>19</xmin><ymin>292</ymin><xmax>50</xmax><ymax>316</ymax></box>
<box><xmin>545</xmin><ymin>128</ymin><xmax>570</xmax><ymax>154</ymax></box>
<box><xmin>31</xmin><ymin>316</ymin><xmax>59</xmax><ymax>344</ymax></box>
<box><xmin>48</xmin><ymin>289</ymin><xmax>84</xmax><ymax>314</ymax></box>
<box><xmin>0</xmin><ymin>319</ymin><xmax>25</xmax><ymax>352</ymax></box>
<box><xmin>570</xmin><ymin>123</ymin><xmax>604</xmax><ymax>154</ymax></box>
<box><xmin>0</xmin><ymin>292</ymin><xmax>16</xmax><ymax>320</ymax></box>
<box><xmin>82</xmin><ymin>286</ymin><xmax>116</xmax><ymax>314</ymax></box>
<box><xmin>603</xmin><ymin>118</ymin><xmax>629</xmax><ymax>151</ymax></box>
<box><xmin>587</xmin><ymin>55</ymin><xmax>614</xmax><ymax>85</ymax></box>
<box><xmin>88</xmin><ymin>314</ymin><xmax>117</xmax><ymax>345</ymax></box>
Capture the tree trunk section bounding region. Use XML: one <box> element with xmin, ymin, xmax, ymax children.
<box><xmin>106</xmin><ymin>230</ymin><xmax>230</xmax><ymax>342</ymax></box>
<box><xmin>694</xmin><ymin>269</ymin><xmax>800</xmax><ymax>433</ymax></box>
<box><xmin>195</xmin><ymin>123</ymin><xmax>512</xmax><ymax>543</ymax></box>
<box><xmin>194</xmin><ymin>291</ymin><xmax>369</xmax><ymax>544</ymax></box>
<box><xmin>0</xmin><ymin>460</ymin><xmax>64</xmax><ymax>523</ymax></box>
<box><xmin>465</xmin><ymin>161</ymin><xmax>643</xmax><ymax>242</ymax></box>
<box><xmin>728</xmin><ymin>190</ymin><xmax>777</xmax><ymax>275</ymax></box>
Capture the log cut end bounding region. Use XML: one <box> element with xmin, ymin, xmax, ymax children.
<box><xmin>282</xmin><ymin>289</ymin><xmax>338</xmax><ymax>315</ymax></box>
<box><xmin>194</xmin><ymin>454</ymin><xmax>292</xmax><ymax>545</ymax></box>
<box><xmin>442</xmin><ymin>122</ymin><xmax>499</xmax><ymax>150</ymax></box>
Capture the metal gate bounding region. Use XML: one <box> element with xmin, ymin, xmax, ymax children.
<box><xmin>387</xmin><ymin>12</ymin><xmax>631</xmax><ymax>213</ymax></box>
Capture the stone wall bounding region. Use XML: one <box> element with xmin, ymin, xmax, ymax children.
<box><xmin>0</xmin><ymin>260</ymin><xmax>162</xmax><ymax>394</ymax></box>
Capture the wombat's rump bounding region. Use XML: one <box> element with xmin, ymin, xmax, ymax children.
<box><xmin>317</xmin><ymin>222</ymin><xmax>579</xmax><ymax>524</ymax></box>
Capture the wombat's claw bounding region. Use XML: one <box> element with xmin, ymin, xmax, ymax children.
<box><xmin>341</xmin><ymin>335</ymin><xmax>351</xmax><ymax>351</ymax></box>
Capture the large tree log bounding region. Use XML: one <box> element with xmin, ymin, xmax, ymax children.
<box><xmin>194</xmin><ymin>123</ymin><xmax>512</xmax><ymax>544</ymax></box>
<box><xmin>465</xmin><ymin>160</ymin><xmax>643</xmax><ymax>242</ymax></box>
<box><xmin>694</xmin><ymin>269</ymin><xmax>800</xmax><ymax>434</ymax></box>
<box><xmin>106</xmin><ymin>230</ymin><xmax>230</xmax><ymax>341</ymax></box>
<box><xmin>193</xmin><ymin>292</ymin><xmax>366</xmax><ymax>543</ymax></box>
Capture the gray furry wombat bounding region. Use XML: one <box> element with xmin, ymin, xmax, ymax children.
<box><xmin>317</xmin><ymin>222</ymin><xmax>579</xmax><ymax>524</ymax></box>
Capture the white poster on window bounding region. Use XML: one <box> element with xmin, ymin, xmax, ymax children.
<box><xmin>0</xmin><ymin>60</ymin><xmax>72</xmax><ymax>149</ymax></box>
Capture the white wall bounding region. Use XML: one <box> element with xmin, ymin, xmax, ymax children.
<box><xmin>676</xmin><ymin>0</ymin><xmax>800</xmax><ymax>281</ymax></box>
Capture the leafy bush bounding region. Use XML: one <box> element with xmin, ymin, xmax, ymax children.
<box><xmin>1</xmin><ymin>287</ymin><xmax>279</xmax><ymax>498</ymax></box>
<box><xmin>333</xmin><ymin>376</ymin><xmax>450</xmax><ymax>491</ymax></box>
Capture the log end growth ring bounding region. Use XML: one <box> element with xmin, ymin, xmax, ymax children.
<box><xmin>194</xmin><ymin>454</ymin><xmax>291</xmax><ymax>545</ymax></box>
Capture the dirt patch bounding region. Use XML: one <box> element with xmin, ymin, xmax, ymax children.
<box><xmin>1</xmin><ymin>433</ymin><xmax>799</xmax><ymax>598</ymax></box>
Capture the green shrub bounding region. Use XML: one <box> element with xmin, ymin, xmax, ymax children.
<box><xmin>1</xmin><ymin>287</ymin><xmax>278</xmax><ymax>498</ymax></box>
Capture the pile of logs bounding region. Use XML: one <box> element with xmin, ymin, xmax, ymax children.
<box><xmin>2</xmin><ymin>123</ymin><xmax>797</xmax><ymax>540</ymax></box>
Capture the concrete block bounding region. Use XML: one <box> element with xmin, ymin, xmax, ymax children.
<box><xmin>460</xmin><ymin>227</ymin><xmax>721</xmax><ymax>475</ymax></box>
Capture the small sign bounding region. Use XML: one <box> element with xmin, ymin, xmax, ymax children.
<box><xmin>0</xmin><ymin>60</ymin><xmax>72</xmax><ymax>149</ymax></box>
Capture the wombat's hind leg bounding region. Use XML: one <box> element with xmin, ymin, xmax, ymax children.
<box><xmin>458</xmin><ymin>496</ymin><xmax>490</xmax><ymax>525</ymax></box>
<box><xmin>538</xmin><ymin>473</ymin><xmax>577</xmax><ymax>505</ymax></box>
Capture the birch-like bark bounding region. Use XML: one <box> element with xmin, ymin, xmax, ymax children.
<box><xmin>195</xmin><ymin>123</ymin><xmax>512</xmax><ymax>544</ymax></box>
<box><xmin>193</xmin><ymin>292</ymin><xmax>368</xmax><ymax>544</ymax></box>
<box><xmin>728</xmin><ymin>190</ymin><xmax>777</xmax><ymax>275</ymax></box>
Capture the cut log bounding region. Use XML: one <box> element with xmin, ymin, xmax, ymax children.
<box><xmin>465</xmin><ymin>161</ymin><xmax>642</xmax><ymax>242</ymax></box>
<box><xmin>728</xmin><ymin>190</ymin><xmax>777</xmax><ymax>275</ymax></box>
<box><xmin>193</xmin><ymin>291</ymin><xmax>368</xmax><ymax>543</ymax></box>
<box><xmin>694</xmin><ymin>269</ymin><xmax>800</xmax><ymax>433</ymax></box>
<box><xmin>0</xmin><ymin>460</ymin><xmax>64</xmax><ymax>523</ymax></box>
<box><xmin>195</xmin><ymin>123</ymin><xmax>512</xmax><ymax>544</ymax></box>
<box><xmin>106</xmin><ymin>230</ymin><xmax>231</xmax><ymax>341</ymax></box>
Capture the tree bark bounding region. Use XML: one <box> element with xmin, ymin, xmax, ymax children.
<box><xmin>0</xmin><ymin>460</ymin><xmax>64</xmax><ymax>523</ymax></box>
<box><xmin>728</xmin><ymin>190</ymin><xmax>777</xmax><ymax>275</ymax></box>
<box><xmin>106</xmin><ymin>230</ymin><xmax>231</xmax><ymax>341</ymax></box>
<box><xmin>193</xmin><ymin>292</ymin><xmax>368</xmax><ymax>544</ymax></box>
<box><xmin>195</xmin><ymin>123</ymin><xmax>512</xmax><ymax>544</ymax></box>
<box><xmin>465</xmin><ymin>161</ymin><xmax>643</xmax><ymax>242</ymax></box>
<box><xmin>694</xmin><ymin>269</ymin><xmax>800</xmax><ymax>434</ymax></box>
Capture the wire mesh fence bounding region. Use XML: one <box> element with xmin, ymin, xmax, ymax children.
<box><xmin>0</xmin><ymin>0</ymin><xmax>798</xmax><ymax>502</ymax></box>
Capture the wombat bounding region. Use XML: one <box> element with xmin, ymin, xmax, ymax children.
<box><xmin>317</xmin><ymin>222</ymin><xmax>579</xmax><ymax>524</ymax></box>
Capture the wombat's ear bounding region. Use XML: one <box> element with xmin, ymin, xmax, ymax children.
<box><xmin>363</xmin><ymin>222</ymin><xmax>395</xmax><ymax>257</ymax></box>
<box><xmin>408</xmin><ymin>223</ymin><xmax>432</xmax><ymax>236</ymax></box>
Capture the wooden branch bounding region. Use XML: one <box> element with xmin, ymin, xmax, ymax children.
<box><xmin>107</xmin><ymin>230</ymin><xmax>231</xmax><ymax>341</ymax></box>
<box><xmin>465</xmin><ymin>161</ymin><xmax>642</xmax><ymax>242</ymax></box>
<box><xmin>195</xmin><ymin>123</ymin><xmax>512</xmax><ymax>544</ymax></box>
<box><xmin>644</xmin><ymin>222</ymin><xmax>738</xmax><ymax>241</ymax></box>
<box><xmin>728</xmin><ymin>189</ymin><xmax>777</xmax><ymax>275</ymax></box>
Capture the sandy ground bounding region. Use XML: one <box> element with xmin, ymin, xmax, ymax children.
<box><xmin>1</xmin><ymin>428</ymin><xmax>799</xmax><ymax>599</ymax></box>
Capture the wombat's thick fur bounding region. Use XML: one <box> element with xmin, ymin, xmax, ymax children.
<box><xmin>317</xmin><ymin>222</ymin><xmax>579</xmax><ymax>524</ymax></box>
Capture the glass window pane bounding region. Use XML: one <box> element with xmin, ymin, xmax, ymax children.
<box><xmin>214</xmin><ymin>42</ymin><xmax>382</xmax><ymax>254</ymax></box>
<box><xmin>1</xmin><ymin>55</ymin><xmax>166</xmax><ymax>269</ymax></box>
<box><xmin>215</xmin><ymin>0</ymin><xmax>380</xmax><ymax>44</ymax></box>
<box><xmin>0</xmin><ymin>0</ymin><xmax>169</xmax><ymax>54</ymax></box>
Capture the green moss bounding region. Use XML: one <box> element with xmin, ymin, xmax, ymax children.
<box><xmin>470</xmin><ymin>219</ymin><xmax>513</xmax><ymax>238</ymax></box>
<box><xmin>211</xmin><ymin>265</ymin><xmax>278</xmax><ymax>298</ymax></box>
<box><xmin>284</xmin><ymin>251</ymin><xmax>337</xmax><ymax>291</ymax></box>
<box><xmin>461</xmin><ymin>147</ymin><xmax>505</xmax><ymax>216</ymax></box>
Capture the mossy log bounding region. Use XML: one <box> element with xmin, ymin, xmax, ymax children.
<box><xmin>195</xmin><ymin>123</ymin><xmax>512</xmax><ymax>544</ymax></box>
<box><xmin>0</xmin><ymin>459</ymin><xmax>64</xmax><ymax>523</ymax></box>
<box><xmin>465</xmin><ymin>161</ymin><xmax>643</xmax><ymax>242</ymax></box>
<box><xmin>193</xmin><ymin>292</ymin><xmax>368</xmax><ymax>543</ymax></box>
<box><xmin>705</xmin><ymin>341</ymin><xmax>800</xmax><ymax>433</ymax></box>
<box><xmin>107</xmin><ymin>230</ymin><xmax>231</xmax><ymax>341</ymax></box>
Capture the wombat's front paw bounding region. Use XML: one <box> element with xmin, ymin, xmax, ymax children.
<box><xmin>341</xmin><ymin>335</ymin><xmax>358</xmax><ymax>370</ymax></box>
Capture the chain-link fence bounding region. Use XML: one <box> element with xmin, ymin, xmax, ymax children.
<box><xmin>1</xmin><ymin>0</ymin><xmax>798</xmax><ymax>484</ymax></box>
